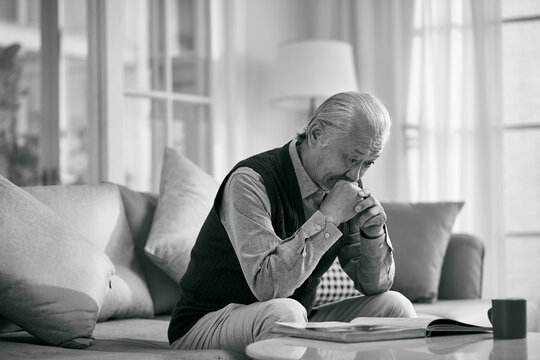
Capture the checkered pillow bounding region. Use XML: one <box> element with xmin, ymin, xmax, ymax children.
<box><xmin>314</xmin><ymin>258</ymin><xmax>362</xmax><ymax>307</ymax></box>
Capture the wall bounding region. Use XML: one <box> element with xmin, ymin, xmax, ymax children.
<box><xmin>229</xmin><ymin>0</ymin><xmax>313</xmax><ymax>165</ymax></box>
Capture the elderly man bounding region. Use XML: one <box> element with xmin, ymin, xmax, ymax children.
<box><xmin>168</xmin><ymin>91</ymin><xmax>416</xmax><ymax>352</ymax></box>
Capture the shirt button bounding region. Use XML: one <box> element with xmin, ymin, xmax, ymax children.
<box><xmin>315</xmin><ymin>224</ymin><xmax>322</xmax><ymax>231</ymax></box>
<box><xmin>324</xmin><ymin>233</ymin><xmax>330</xmax><ymax>239</ymax></box>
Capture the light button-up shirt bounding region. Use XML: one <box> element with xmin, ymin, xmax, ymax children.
<box><xmin>218</xmin><ymin>140</ymin><xmax>394</xmax><ymax>303</ymax></box>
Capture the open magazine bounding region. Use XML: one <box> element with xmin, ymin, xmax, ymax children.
<box><xmin>270</xmin><ymin>317</ymin><xmax>493</xmax><ymax>343</ymax></box>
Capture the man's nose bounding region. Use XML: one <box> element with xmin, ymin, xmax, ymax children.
<box><xmin>345</xmin><ymin>164</ymin><xmax>362</xmax><ymax>182</ymax></box>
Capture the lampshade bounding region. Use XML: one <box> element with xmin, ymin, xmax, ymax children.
<box><xmin>270</xmin><ymin>40</ymin><xmax>359</xmax><ymax>112</ymax></box>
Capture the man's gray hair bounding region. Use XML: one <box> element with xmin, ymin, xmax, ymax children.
<box><xmin>297</xmin><ymin>91</ymin><xmax>391</xmax><ymax>147</ymax></box>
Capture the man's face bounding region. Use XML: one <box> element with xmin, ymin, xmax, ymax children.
<box><xmin>306</xmin><ymin>123</ymin><xmax>383</xmax><ymax>191</ymax></box>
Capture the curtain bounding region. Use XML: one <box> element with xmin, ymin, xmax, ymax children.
<box><xmin>348</xmin><ymin>0</ymin><xmax>416</xmax><ymax>202</ymax></box>
<box><xmin>348</xmin><ymin>0</ymin><xmax>503</xmax><ymax>297</ymax></box>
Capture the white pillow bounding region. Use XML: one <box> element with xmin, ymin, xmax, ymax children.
<box><xmin>0</xmin><ymin>175</ymin><xmax>114</xmax><ymax>348</ymax></box>
<box><xmin>145</xmin><ymin>148</ymin><xmax>218</xmax><ymax>283</ymax></box>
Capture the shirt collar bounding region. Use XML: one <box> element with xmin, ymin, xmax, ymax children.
<box><xmin>288</xmin><ymin>140</ymin><xmax>325</xmax><ymax>200</ymax></box>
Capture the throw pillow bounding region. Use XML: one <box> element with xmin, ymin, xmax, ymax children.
<box><xmin>0</xmin><ymin>175</ymin><xmax>114</xmax><ymax>348</ymax></box>
<box><xmin>314</xmin><ymin>258</ymin><xmax>362</xmax><ymax>307</ymax></box>
<box><xmin>145</xmin><ymin>148</ymin><xmax>219</xmax><ymax>283</ymax></box>
<box><xmin>117</xmin><ymin>184</ymin><xmax>180</xmax><ymax>315</ymax></box>
<box><xmin>24</xmin><ymin>184</ymin><xmax>154</xmax><ymax>321</ymax></box>
<box><xmin>384</xmin><ymin>202</ymin><xmax>463</xmax><ymax>303</ymax></box>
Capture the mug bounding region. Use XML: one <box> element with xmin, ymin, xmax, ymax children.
<box><xmin>489</xmin><ymin>298</ymin><xmax>527</xmax><ymax>340</ymax></box>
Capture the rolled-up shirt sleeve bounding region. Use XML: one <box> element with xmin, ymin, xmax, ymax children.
<box><xmin>338</xmin><ymin>219</ymin><xmax>395</xmax><ymax>295</ymax></box>
<box><xmin>218</xmin><ymin>167</ymin><xmax>341</xmax><ymax>301</ymax></box>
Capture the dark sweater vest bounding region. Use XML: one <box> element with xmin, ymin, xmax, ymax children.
<box><xmin>167</xmin><ymin>142</ymin><xmax>344</xmax><ymax>344</ymax></box>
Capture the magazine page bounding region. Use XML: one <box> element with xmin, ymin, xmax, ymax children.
<box><xmin>425</xmin><ymin>318</ymin><xmax>492</xmax><ymax>334</ymax></box>
<box><xmin>350</xmin><ymin>317</ymin><xmax>492</xmax><ymax>335</ymax></box>
<box><xmin>275</xmin><ymin>321</ymin><xmax>355</xmax><ymax>329</ymax></box>
<box><xmin>271</xmin><ymin>321</ymin><xmax>426</xmax><ymax>343</ymax></box>
<box><xmin>271</xmin><ymin>317</ymin><xmax>492</xmax><ymax>343</ymax></box>
<box><xmin>351</xmin><ymin>317</ymin><xmax>436</xmax><ymax>329</ymax></box>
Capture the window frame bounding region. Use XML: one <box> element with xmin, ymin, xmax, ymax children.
<box><xmin>87</xmin><ymin>0</ymin><xmax>227</xmax><ymax>191</ymax></box>
<box><xmin>501</xmin><ymin>11</ymin><xmax>540</xmax><ymax>238</ymax></box>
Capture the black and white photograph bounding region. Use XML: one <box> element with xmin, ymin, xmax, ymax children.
<box><xmin>1</xmin><ymin>1</ymin><xmax>539</xmax><ymax>359</ymax></box>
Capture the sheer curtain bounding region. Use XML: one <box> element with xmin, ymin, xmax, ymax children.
<box><xmin>348</xmin><ymin>0</ymin><xmax>416</xmax><ymax>202</ymax></box>
<box><xmin>349</xmin><ymin>0</ymin><xmax>503</xmax><ymax>297</ymax></box>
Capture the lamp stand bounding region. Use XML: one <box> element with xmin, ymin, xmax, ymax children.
<box><xmin>309</xmin><ymin>97</ymin><xmax>316</xmax><ymax>117</ymax></box>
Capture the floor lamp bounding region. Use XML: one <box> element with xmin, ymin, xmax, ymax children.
<box><xmin>270</xmin><ymin>40</ymin><xmax>359</xmax><ymax>116</ymax></box>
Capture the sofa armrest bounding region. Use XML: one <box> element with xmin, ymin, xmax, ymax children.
<box><xmin>438</xmin><ymin>233</ymin><xmax>484</xmax><ymax>300</ymax></box>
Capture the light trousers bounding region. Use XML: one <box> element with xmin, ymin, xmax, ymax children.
<box><xmin>170</xmin><ymin>291</ymin><xmax>416</xmax><ymax>354</ymax></box>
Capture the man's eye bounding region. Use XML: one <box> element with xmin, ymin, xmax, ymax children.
<box><xmin>350</xmin><ymin>158</ymin><xmax>358</xmax><ymax>164</ymax></box>
<box><xmin>364</xmin><ymin>161</ymin><xmax>375</xmax><ymax>168</ymax></box>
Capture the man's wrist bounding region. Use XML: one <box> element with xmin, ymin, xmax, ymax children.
<box><xmin>325</xmin><ymin>215</ymin><xmax>340</xmax><ymax>227</ymax></box>
<box><xmin>319</xmin><ymin>209</ymin><xmax>339</xmax><ymax>227</ymax></box>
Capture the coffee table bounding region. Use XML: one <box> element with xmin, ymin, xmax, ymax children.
<box><xmin>246</xmin><ymin>333</ymin><xmax>540</xmax><ymax>359</ymax></box>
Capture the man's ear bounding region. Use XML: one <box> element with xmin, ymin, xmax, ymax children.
<box><xmin>307</xmin><ymin>123</ymin><xmax>324</xmax><ymax>147</ymax></box>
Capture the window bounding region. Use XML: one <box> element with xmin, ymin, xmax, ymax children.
<box><xmin>122</xmin><ymin>0</ymin><xmax>212</xmax><ymax>191</ymax></box>
<box><xmin>0</xmin><ymin>0</ymin><xmax>42</xmax><ymax>186</ymax></box>
<box><xmin>501</xmin><ymin>0</ymin><xmax>540</xmax><ymax>299</ymax></box>
<box><xmin>1</xmin><ymin>0</ymin><xmax>222</xmax><ymax>191</ymax></box>
<box><xmin>0</xmin><ymin>0</ymin><xmax>90</xmax><ymax>186</ymax></box>
<box><xmin>60</xmin><ymin>0</ymin><xmax>90</xmax><ymax>185</ymax></box>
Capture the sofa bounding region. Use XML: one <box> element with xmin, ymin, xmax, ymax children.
<box><xmin>1</xmin><ymin>148</ymin><xmax>538</xmax><ymax>360</ymax></box>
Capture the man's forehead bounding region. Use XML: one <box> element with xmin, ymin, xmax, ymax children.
<box><xmin>351</xmin><ymin>145</ymin><xmax>382</xmax><ymax>159</ymax></box>
<box><xmin>346</xmin><ymin>135</ymin><xmax>383</xmax><ymax>158</ymax></box>
<box><xmin>347</xmin><ymin>122</ymin><xmax>384</xmax><ymax>151</ymax></box>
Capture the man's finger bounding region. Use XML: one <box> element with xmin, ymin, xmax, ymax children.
<box><xmin>357</xmin><ymin>188</ymin><xmax>371</xmax><ymax>198</ymax></box>
<box><xmin>354</xmin><ymin>197</ymin><xmax>375</xmax><ymax>212</ymax></box>
<box><xmin>363</xmin><ymin>215</ymin><xmax>384</xmax><ymax>228</ymax></box>
<box><xmin>357</xmin><ymin>207</ymin><xmax>380</xmax><ymax>225</ymax></box>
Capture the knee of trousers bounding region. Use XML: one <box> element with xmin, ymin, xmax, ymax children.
<box><xmin>258</xmin><ymin>298</ymin><xmax>308</xmax><ymax>324</ymax></box>
<box><xmin>377</xmin><ymin>291</ymin><xmax>417</xmax><ymax>318</ymax></box>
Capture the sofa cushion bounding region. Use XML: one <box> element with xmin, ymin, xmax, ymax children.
<box><xmin>117</xmin><ymin>184</ymin><xmax>180</xmax><ymax>315</ymax></box>
<box><xmin>0</xmin><ymin>175</ymin><xmax>114</xmax><ymax>348</ymax></box>
<box><xmin>24</xmin><ymin>184</ymin><xmax>154</xmax><ymax>321</ymax></box>
<box><xmin>438</xmin><ymin>234</ymin><xmax>484</xmax><ymax>300</ymax></box>
<box><xmin>145</xmin><ymin>148</ymin><xmax>219</xmax><ymax>283</ymax></box>
<box><xmin>0</xmin><ymin>317</ymin><xmax>251</xmax><ymax>359</ymax></box>
<box><xmin>385</xmin><ymin>202</ymin><xmax>463</xmax><ymax>303</ymax></box>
